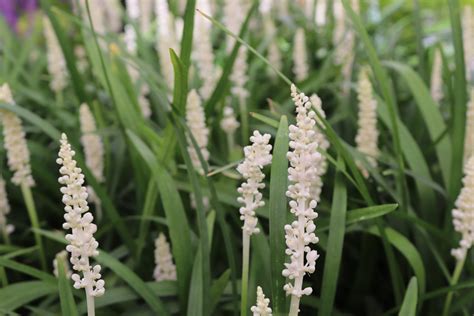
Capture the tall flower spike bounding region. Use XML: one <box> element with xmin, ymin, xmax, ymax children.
<box><xmin>0</xmin><ymin>84</ymin><xmax>35</xmax><ymax>187</ymax></box>
<box><xmin>155</xmin><ymin>0</ymin><xmax>179</xmax><ymax>91</ymax></box>
<box><xmin>0</xmin><ymin>176</ymin><xmax>13</xmax><ymax>239</ymax></box>
<box><xmin>310</xmin><ymin>94</ymin><xmax>330</xmax><ymax>202</ymax></box>
<box><xmin>186</xmin><ymin>90</ymin><xmax>210</xmax><ymax>174</ymax></box>
<box><xmin>194</xmin><ymin>0</ymin><xmax>217</xmax><ymax>99</ymax></box>
<box><xmin>463</xmin><ymin>6</ymin><xmax>474</xmax><ymax>82</ymax></box>
<box><xmin>57</xmin><ymin>133</ymin><xmax>105</xmax><ymax>298</ymax></box>
<box><xmin>153</xmin><ymin>233</ymin><xmax>177</xmax><ymax>281</ymax></box>
<box><xmin>284</xmin><ymin>85</ymin><xmax>321</xmax><ymax>315</ymax></box>
<box><xmin>79</xmin><ymin>104</ymin><xmax>104</xmax><ymax>183</ymax></box>
<box><xmin>237</xmin><ymin>131</ymin><xmax>272</xmax><ymax>235</ymax></box>
<box><xmin>465</xmin><ymin>88</ymin><xmax>474</xmax><ymax>165</ymax></box>
<box><xmin>250</xmin><ymin>286</ymin><xmax>273</xmax><ymax>316</ymax></box>
<box><xmin>355</xmin><ymin>68</ymin><xmax>379</xmax><ymax>178</ymax></box>
<box><xmin>451</xmin><ymin>155</ymin><xmax>474</xmax><ymax>261</ymax></box>
<box><xmin>230</xmin><ymin>46</ymin><xmax>250</xmax><ymax>105</ymax></box>
<box><xmin>430</xmin><ymin>48</ymin><xmax>443</xmax><ymax>104</ymax></box>
<box><xmin>139</xmin><ymin>0</ymin><xmax>154</xmax><ymax>35</ymax></box>
<box><xmin>43</xmin><ymin>16</ymin><xmax>68</xmax><ymax>93</ymax></box>
<box><xmin>293</xmin><ymin>28</ymin><xmax>309</xmax><ymax>82</ymax></box>
<box><xmin>263</xmin><ymin>16</ymin><xmax>281</xmax><ymax>79</ymax></box>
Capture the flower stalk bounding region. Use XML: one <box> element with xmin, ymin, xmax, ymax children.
<box><xmin>237</xmin><ymin>131</ymin><xmax>272</xmax><ymax>315</ymax></box>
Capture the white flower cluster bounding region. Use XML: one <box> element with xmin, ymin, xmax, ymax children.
<box><xmin>355</xmin><ymin>68</ymin><xmax>379</xmax><ymax>178</ymax></box>
<box><xmin>430</xmin><ymin>49</ymin><xmax>443</xmax><ymax>104</ymax></box>
<box><xmin>231</xmin><ymin>47</ymin><xmax>249</xmax><ymax>104</ymax></box>
<box><xmin>464</xmin><ymin>88</ymin><xmax>474</xmax><ymax>165</ymax></box>
<box><xmin>53</xmin><ymin>250</ymin><xmax>72</xmax><ymax>278</ymax></box>
<box><xmin>250</xmin><ymin>286</ymin><xmax>272</xmax><ymax>316</ymax></box>
<box><xmin>463</xmin><ymin>6</ymin><xmax>474</xmax><ymax>82</ymax></box>
<box><xmin>79</xmin><ymin>104</ymin><xmax>104</xmax><ymax>183</ymax></box>
<box><xmin>0</xmin><ymin>84</ymin><xmax>35</xmax><ymax>187</ymax></box>
<box><xmin>310</xmin><ymin>94</ymin><xmax>330</xmax><ymax>202</ymax></box>
<box><xmin>43</xmin><ymin>16</ymin><xmax>68</xmax><ymax>93</ymax></box>
<box><xmin>57</xmin><ymin>134</ymin><xmax>105</xmax><ymax>297</ymax></box>
<box><xmin>153</xmin><ymin>233</ymin><xmax>177</xmax><ymax>281</ymax></box>
<box><xmin>139</xmin><ymin>0</ymin><xmax>154</xmax><ymax>35</ymax></box>
<box><xmin>451</xmin><ymin>155</ymin><xmax>474</xmax><ymax>261</ymax></box>
<box><xmin>124</xmin><ymin>0</ymin><xmax>152</xmax><ymax>118</ymax></box>
<box><xmin>283</xmin><ymin>85</ymin><xmax>321</xmax><ymax>302</ymax></box>
<box><xmin>155</xmin><ymin>0</ymin><xmax>179</xmax><ymax>91</ymax></box>
<box><xmin>186</xmin><ymin>90</ymin><xmax>210</xmax><ymax>174</ymax></box>
<box><xmin>236</xmin><ymin>131</ymin><xmax>272</xmax><ymax>235</ymax></box>
<box><xmin>293</xmin><ymin>28</ymin><xmax>309</xmax><ymax>82</ymax></box>
<box><xmin>0</xmin><ymin>176</ymin><xmax>13</xmax><ymax>237</ymax></box>
<box><xmin>194</xmin><ymin>0</ymin><xmax>217</xmax><ymax>99</ymax></box>
<box><xmin>220</xmin><ymin>106</ymin><xmax>240</xmax><ymax>135</ymax></box>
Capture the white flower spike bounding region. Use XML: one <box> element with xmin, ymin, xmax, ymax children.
<box><xmin>451</xmin><ymin>155</ymin><xmax>474</xmax><ymax>261</ymax></box>
<box><xmin>57</xmin><ymin>133</ymin><xmax>105</xmax><ymax>299</ymax></box>
<box><xmin>310</xmin><ymin>94</ymin><xmax>330</xmax><ymax>202</ymax></box>
<box><xmin>284</xmin><ymin>85</ymin><xmax>321</xmax><ymax>315</ymax></box>
<box><xmin>0</xmin><ymin>84</ymin><xmax>35</xmax><ymax>187</ymax></box>
<box><xmin>186</xmin><ymin>90</ymin><xmax>210</xmax><ymax>174</ymax></box>
<box><xmin>0</xmin><ymin>176</ymin><xmax>13</xmax><ymax>239</ymax></box>
<box><xmin>43</xmin><ymin>16</ymin><xmax>68</xmax><ymax>93</ymax></box>
<box><xmin>220</xmin><ymin>106</ymin><xmax>240</xmax><ymax>135</ymax></box>
<box><xmin>464</xmin><ymin>88</ymin><xmax>474</xmax><ymax>165</ymax></box>
<box><xmin>250</xmin><ymin>286</ymin><xmax>273</xmax><ymax>316</ymax></box>
<box><xmin>430</xmin><ymin>49</ymin><xmax>443</xmax><ymax>104</ymax></box>
<box><xmin>355</xmin><ymin>67</ymin><xmax>379</xmax><ymax>178</ymax></box>
<box><xmin>153</xmin><ymin>233</ymin><xmax>177</xmax><ymax>281</ymax></box>
<box><xmin>293</xmin><ymin>28</ymin><xmax>309</xmax><ymax>82</ymax></box>
<box><xmin>237</xmin><ymin>131</ymin><xmax>272</xmax><ymax>235</ymax></box>
<box><xmin>79</xmin><ymin>104</ymin><xmax>104</xmax><ymax>183</ymax></box>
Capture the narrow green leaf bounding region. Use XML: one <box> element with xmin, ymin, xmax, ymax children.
<box><xmin>57</xmin><ymin>256</ymin><xmax>78</xmax><ymax>316</ymax></box>
<box><xmin>170</xmin><ymin>49</ymin><xmax>187</xmax><ymax>113</ymax></box>
<box><xmin>0</xmin><ymin>281</ymin><xmax>57</xmax><ymax>311</ymax></box>
<box><xmin>0</xmin><ymin>257</ymin><xmax>56</xmax><ymax>284</ymax></box>
<box><xmin>366</xmin><ymin>226</ymin><xmax>426</xmax><ymax>296</ymax></box>
<box><xmin>126</xmin><ymin>130</ymin><xmax>194</xmax><ymax>306</ymax></box>
<box><xmin>136</xmin><ymin>179</ymin><xmax>159</xmax><ymax>262</ymax></box>
<box><xmin>320</xmin><ymin>156</ymin><xmax>347</xmax><ymax>316</ymax></box>
<box><xmin>385</xmin><ymin>61</ymin><xmax>452</xmax><ymax>189</ymax></box>
<box><xmin>398</xmin><ymin>277</ymin><xmax>418</xmax><ymax>316</ymax></box>
<box><xmin>210</xmin><ymin>270</ymin><xmax>231</xmax><ymax>314</ymax></box>
<box><xmin>187</xmin><ymin>249</ymin><xmax>203</xmax><ymax>316</ymax></box>
<box><xmin>95</xmin><ymin>252</ymin><xmax>169</xmax><ymax>315</ymax></box>
<box><xmin>180</xmin><ymin>0</ymin><xmax>197</xmax><ymax>70</ymax></box>
<box><xmin>447</xmin><ymin>0</ymin><xmax>468</xmax><ymax>200</ymax></box>
<box><xmin>268</xmin><ymin>116</ymin><xmax>289</xmax><ymax>313</ymax></box>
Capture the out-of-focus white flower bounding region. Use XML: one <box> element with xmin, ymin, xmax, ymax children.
<box><xmin>0</xmin><ymin>84</ymin><xmax>35</xmax><ymax>187</ymax></box>
<box><xmin>430</xmin><ymin>48</ymin><xmax>443</xmax><ymax>104</ymax></box>
<box><xmin>463</xmin><ymin>6</ymin><xmax>474</xmax><ymax>82</ymax></box>
<box><xmin>194</xmin><ymin>0</ymin><xmax>217</xmax><ymax>99</ymax></box>
<box><xmin>153</xmin><ymin>233</ymin><xmax>177</xmax><ymax>281</ymax></box>
<box><xmin>0</xmin><ymin>176</ymin><xmax>13</xmax><ymax>238</ymax></box>
<box><xmin>237</xmin><ymin>131</ymin><xmax>272</xmax><ymax>235</ymax></box>
<box><xmin>315</xmin><ymin>0</ymin><xmax>327</xmax><ymax>26</ymax></box>
<box><xmin>139</xmin><ymin>0</ymin><xmax>154</xmax><ymax>35</ymax></box>
<box><xmin>79</xmin><ymin>104</ymin><xmax>104</xmax><ymax>183</ymax></box>
<box><xmin>75</xmin><ymin>46</ymin><xmax>89</xmax><ymax>73</ymax></box>
<box><xmin>262</xmin><ymin>13</ymin><xmax>281</xmax><ymax>79</ymax></box>
<box><xmin>259</xmin><ymin>0</ymin><xmax>273</xmax><ymax>15</ymax></box>
<box><xmin>293</xmin><ymin>28</ymin><xmax>309</xmax><ymax>82</ymax></box>
<box><xmin>105</xmin><ymin>0</ymin><xmax>123</xmax><ymax>32</ymax></box>
<box><xmin>43</xmin><ymin>16</ymin><xmax>68</xmax><ymax>93</ymax></box>
<box><xmin>223</xmin><ymin>0</ymin><xmax>247</xmax><ymax>50</ymax></box>
<box><xmin>220</xmin><ymin>106</ymin><xmax>240</xmax><ymax>135</ymax></box>
<box><xmin>277</xmin><ymin>0</ymin><xmax>288</xmax><ymax>17</ymax></box>
<box><xmin>451</xmin><ymin>155</ymin><xmax>474</xmax><ymax>261</ymax></box>
<box><xmin>464</xmin><ymin>88</ymin><xmax>474</xmax><ymax>164</ymax></box>
<box><xmin>250</xmin><ymin>286</ymin><xmax>273</xmax><ymax>316</ymax></box>
<box><xmin>155</xmin><ymin>0</ymin><xmax>179</xmax><ymax>90</ymax></box>
<box><xmin>231</xmin><ymin>47</ymin><xmax>249</xmax><ymax>104</ymax></box>
<box><xmin>283</xmin><ymin>85</ymin><xmax>321</xmax><ymax>313</ymax></box>
<box><xmin>57</xmin><ymin>133</ymin><xmax>105</xmax><ymax>297</ymax></box>
<box><xmin>53</xmin><ymin>250</ymin><xmax>72</xmax><ymax>278</ymax></box>
<box><xmin>310</xmin><ymin>94</ymin><xmax>329</xmax><ymax>202</ymax></box>
<box><xmin>355</xmin><ymin>68</ymin><xmax>379</xmax><ymax>178</ymax></box>
<box><xmin>186</xmin><ymin>90</ymin><xmax>210</xmax><ymax>174</ymax></box>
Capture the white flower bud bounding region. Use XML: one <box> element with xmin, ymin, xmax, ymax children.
<box><xmin>43</xmin><ymin>16</ymin><xmax>68</xmax><ymax>93</ymax></box>
<box><xmin>250</xmin><ymin>286</ymin><xmax>272</xmax><ymax>316</ymax></box>
<box><xmin>293</xmin><ymin>28</ymin><xmax>309</xmax><ymax>82</ymax></box>
<box><xmin>153</xmin><ymin>233</ymin><xmax>177</xmax><ymax>281</ymax></box>
<box><xmin>186</xmin><ymin>90</ymin><xmax>210</xmax><ymax>174</ymax></box>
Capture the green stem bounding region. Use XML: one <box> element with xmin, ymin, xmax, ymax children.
<box><xmin>239</xmin><ymin>96</ymin><xmax>249</xmax><ymax>144</ymax></box>
<box><xmin>241</xmin><ymin>232</ymin><xmax>250</xmax><ymax>316</ymax></box>
<box><xmin>21</xmin><ymin>183</ymin><xmax>46</xmax><ymax>270</ymax></box>
<box><xmin>442</xmin><ymin>257</ymin><xmax>466</xmax><ymax>316</ymax></box>
<box><xmin>227</xmin><ymin>132</ymin><xmax>235</xmax><ymax>156</ymax></box>
<box><xmin>1</xmin><ymin>223</ymin><xmax>10</xmax><ymax>245</ymax></box>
